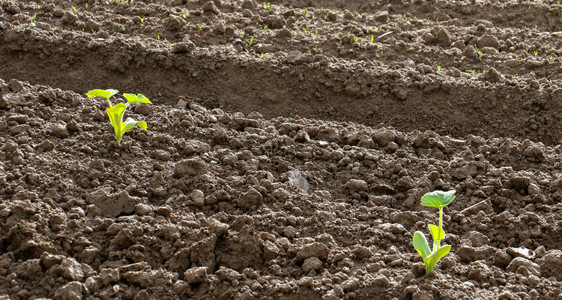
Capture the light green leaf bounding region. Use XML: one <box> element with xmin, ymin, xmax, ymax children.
<box><xmin>87</xmin><ymin>89</ymin><xmax>119</xmax><ymax>100</ymax></box>
<box><xmin>429</xmin><ymin>224</ymin><xmax>445</xmax><ymax>246</ymax></box>
<box><xmin>88</xmin><ymin>89</ymin><xmax>119</xmax><ymax>106</ymax></box>
<box><xmin>106</xmin><ymin>103</ymin><xmax>127</xmax><ymax>144</ymax></box>
<box><xmin>413</xmin><ymin>231</ymin><xmax>431</xmax><ymax>260</ymax></box>
<box><xmin>123</xmin><ymin>93</ymin><xmax>151</xmax><ymax>104</ymax></box>
<box><xmin>420</xmin><ymin>190</ymin><xmax>456</xmax><ymax>209</ymax></box>
<box><xmin>423</xmin><ymin>245</ymin><xmax>451</xmax><ymax>274</ymax></box>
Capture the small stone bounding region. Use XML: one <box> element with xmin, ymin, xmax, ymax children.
<box><xmin>482</xmin><ymin>67</ymin><xmax>502</xmax><ymax>82</ymax></box>
<box><xmin>237</xmin><ymin>188</ymin><xmax>262</xmax><ymax>209</ymax></box>
<box><xmin>467</xmin><ymin>268</ymin><xmax>482</xmax><ymax>281</ymax></box>
<box><xmin>155</xmin><ymin>205</ymin><xmax>172</xmax><ymax>217</ymax></box>
<box><xmin>346</xmin><ymin>179</ymin><xmax>368</xmax><ymax>192</ymax></box>
<box><xmin>493</xmin><ymin>249</ymin><xmax>512</xmax><ymax>268</ymax></box>
<box><xmin>467</xmin><ymin>231</ymin><xmax>490</xmax><ymax>247</ymax></box>
<box><xmin>15</xmin><ymin>259</ymin><xmax>42</xmax><ymax>279</ymax></box>
<box><xmin>412</xmin><ymin>290</ymin><xmax>434</xmax><ymax>300</ymax></box>
<box><xmin>379</xmin><ymin>223</ymin><xmax>406</xmax><ymax>234</ymax></box>
<box><xmin>53</xmin><ymin>281</ymin><xmax>85</xmax><ymax>300</ymax></box>
<box><xmin>507</xmin><ymin>247</ymin><xmax>535</xmax><ymax>260</ymax></box>
<box><xmin>437</xmin><ymin>28</ymin><xmax>451</xmax><ymax>47</ymax></box>
<box><xmin>296</xmin><ymin>242</ymin><xmax>330</xmax><ymax>261</ymax></box>
<box><xmin>111</xmin><ymin>228</ymin><xmax>135</xmax><ymax>250</ymax></box>
<box><xmin>456</xmin><ymin>245</ymin><xmax>476</xmax><ymax>263</ymax></box>
<box><xmin>202</xmin><ymin>1</ymin><xmax>221</xmax><ymax>14</ymax></box>
<box><xmin>374</xmin><ymin>11</ymin><xmax>389</xmax><ymax>22</ymax></box>
<box><xmin>302</xmin><ymin>257</ymin><xmax>322</xmax><ymax>273</ymax></box>
<box><xmin>58</xmin><ymin>258</ymin><xmax>84</xmax><ymax>281</ymax></box>
<box><xmin>263</xmin><ymin>241</ymin><xmax>281</xmax><ymax>260</ymax></box>
<box><xmin>506</xmin><ymin>257</ymin><xmax>541</xmax><ymax>276</ymax></box>
<box><xmin>509</xmin><ymin>175</ymin><xmax>530</xmax><ymax>192</ymax></box>
<box><xmin>341</xmin><ymin>278</ymin><xmax>360</xmax><ymax>291</ymax></box>
<box><xmin>135</xmin><ymin>203</ymin><xmax>152</xmax><ymax>216</ymax></box>
<box><xmin>396</xmin><ymin>176</ymin><xmax>415</xmax><ymax>190</ymax></box>
<box><xmin>41</xmin><ymin>253</ymin><xmax>64</xmax><ymax>269</ymax></box>
<box><xmin>52</xmin><ymin>123</ymin><xmax>70</xmax><ymax>138</ymax></box>
<box><xmin>66</xmin><ymin>119</ymin><xmax>80</xmax><ymax>133</ymax></box>
<box><xmin>353</xmin><ymin>246</ymin><xmax>372</xmax><ymax>260</ymax></box>
<box><xmin>538</xmin><ymin>250</ymin><xmax>562</xmax><ymax>280</ymax></box>
<box><xmin>477</xmin><ymin>34</ymin><xmax>500</xmax><ymax>49</ymax></box>
<box><xmin>6</xmin><ymin>4</ymin><xmax>21</xmax><ymax>14</ymax></box>
<box><xmin>184</xmin><ymin>267</ymin><xmax>208</xmax><ymax>284</ymax></box>
<box><xmin>87</xmin><ymin>189</ymin><xmax>141</xmax><ymax>217</ymax></box>
<box><xmin>174</xmin><ymin>158</ymin><xmax>207</xmax><ymax>178</ymax></box>
<box><xmin>172</xmin><ymin>42</ymin><xmax>195</xmax><ymax>53</ymax></box>
<box><xmin>166</xmin><ymin>15</ymin><xmax>184</xmax><ymax>31</ymax></box>
<box><xmin>372</xmin><ymin>275</ymin><xmax>390</xmax><ymax>287</ymax></box>
<box><xmin>265</xmin><ymin>15</ymin><xmax>286</xmax><ymax>29</ymax></box>
<box><xmin>523</xmin><ymin>145</ymin><xmax>544</xmax><ymax>161</ymax></box>
<box><xmin>191</xmin><ymin>190</ymin><xmax>205</xmax><ymax>207</ymax></box>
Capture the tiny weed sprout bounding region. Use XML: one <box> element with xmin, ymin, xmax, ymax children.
<box><xmin>413</xmin><ymin>190</ymin><xmax>456</xmax><ymax>274</ymax></box>
<box><xmin>87</xmin><ymin>89</ymin><xmax>151</xmax><ymax>145</ymax></box>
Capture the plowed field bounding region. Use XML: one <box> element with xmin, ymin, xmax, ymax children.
<box><xmin>0</xmin><ymin>0</ymin><xmax>561</xmax><ymax>299</ymax></box>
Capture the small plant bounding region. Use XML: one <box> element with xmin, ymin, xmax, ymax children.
<box><xmin>86</xmin><ymin>89</ymin><xmax>151</xmax><ymax>145</ymax></box>
<box><xmin>246</xmin><ymin>37</ymin><xmax>254</xmax><ymax>47</ymax></box>
<box><xmin>412</xmin><ymin>190</ymin><xmax>456</xmax><ymax>275</ymax></box>
<box><xmin>436</xmin><ymin>65</ymin><xmax>442</xmax><ymax>71</ymax></box>
<box><xmin>474</xmin><ymin>48</ymin><xmax>483</xmax><ymax>57</ymax></box>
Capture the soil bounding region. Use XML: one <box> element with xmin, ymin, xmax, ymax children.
<box><xmin>0</xmin><ymin>0</ymin><xmax>561</xmax><ymax>299</ymax></box>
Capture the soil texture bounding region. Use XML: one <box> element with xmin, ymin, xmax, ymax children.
<box><xmin>0</xmin><ymin>0</ymin><xmax>561</xmax><ymax>299</ymax></box>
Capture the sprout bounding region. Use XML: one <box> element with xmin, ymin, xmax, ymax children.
<box><xmin>87</xmin><ymin>89</ymin><xmax>151</xmax><ymax>145</ymax></box>
<box><xmin>412</xmin><ymin>190</ymin><xmax>456</xmax><ymax>274</ymax></box>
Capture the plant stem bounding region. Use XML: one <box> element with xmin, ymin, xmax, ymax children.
<box><xmin>438</xmin><ymin>208</ymin><xmax>443</xmax><ymax>248</ymax></box>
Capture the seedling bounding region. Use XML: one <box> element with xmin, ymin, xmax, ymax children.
<box><xmin>412</xmin><ymin>190</ymin><xmax>456</xmax><ymax>274</ymax></box>
<box><xmin>86</xmin><ymin>89</ymin><xmax>151</xmax><ymax>145</ymax></box>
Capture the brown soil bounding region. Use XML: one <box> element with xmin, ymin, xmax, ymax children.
<box><xmin>0</xmin><ymin>0</ymin><xmax>561</xmax><ymax>299</ymax></box>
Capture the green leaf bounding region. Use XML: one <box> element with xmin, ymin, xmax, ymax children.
<box><xmin>88</xmin><ymin>89</ymin><xmax>119</xmax><ymax>107</ymax></box>
<box><xmin>123</xmin><ymin>93</ymin><xmax>151</xmax><ymax>104</ymax></box>
<box><xmin>413</xmin><ymin>231</ymin><xmax>431</xmax><ymax>260</ymax></box>
<box><xmin>429</xmin><ymin>224</ymin><xmax>445</xmax><ymax>249</ymax></box>
<box><xmin>423</xmin><ymin>245</ymin><xmax>451</xmax><ymax>274</ymax></box>
<box><xmin>421</xmin><ymin>190</ymin><xmax>456</xmax><ymax>209</ymax></box>
<box><xmin>106</xmin><ymin>103</ymin><xmax>127</xmax><ymax>144</ymax></box>
<box><xmin>87</xmin><ymin>89</ymin><xmax>119</xmax><ymax>100</ymax></box>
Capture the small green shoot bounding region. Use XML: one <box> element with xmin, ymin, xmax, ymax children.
<box><xmin>86</xmin><ymin>89</ymin><xmax>151</xmax><ymax>145</ymax></box>
<box><xmin>246</xmin><ymin>37</ymin><xmax>254</xmax><ymax>47</ymax></box>
<box><xmin>436</xmin><ymin>65</ymin><xmax>442</xmax><ymax>72</ymax></box>
<box><xmin>412</xmin><ymin>190</ymin><xmax>456</xmax><ymax>275</ymax></box>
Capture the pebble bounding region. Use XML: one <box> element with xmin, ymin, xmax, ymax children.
<box><xmin>302</xmin><ymin>257</ymin><xmax>322</xmax><ymax>273</ymax></box>
<box><xmin>184</xmin><ymin>267</ymin><xmax>208</xmax><ymax>284</ymax></box>
<box><xmin>191</xmin><ymin>190</ymin><xmax>205</xmax><ymax>207</ymax></box>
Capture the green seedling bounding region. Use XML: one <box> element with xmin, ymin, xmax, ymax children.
<box><xmin>412</xmin><ymin>190</ymin><xmax>456</xmax><ymax>274</ymax></box>
<box><xmin>86</xmin><ymin>89</ymin><xmax>151</xmax><ymax>145</ymax></box>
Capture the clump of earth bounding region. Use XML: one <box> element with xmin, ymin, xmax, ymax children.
<box><xmin>0</xmin><ymin>0</ymin><xmax>561</xmax><ymax>299</ymax></box>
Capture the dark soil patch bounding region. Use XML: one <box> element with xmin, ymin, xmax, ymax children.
<box><xmin>0</xmin><ymin>0</ymin><xmax>561</xmax><ymax>299</ymax></box>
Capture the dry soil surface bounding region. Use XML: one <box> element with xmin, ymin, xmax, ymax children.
<box><xmin>0</xmin><ymin>0</ymin><xmax>561</xmax><ymax>299</ymax></box>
